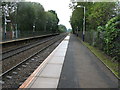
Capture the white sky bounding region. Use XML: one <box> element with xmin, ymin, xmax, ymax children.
<box><xmin>26</xmin><ymin>0</ymin><xmax>72</xmax><ymax>29</ymax></box>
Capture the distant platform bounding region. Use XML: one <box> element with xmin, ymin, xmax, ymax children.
<box><xmin>0</xmin><ymin>34</ymin><xmax>58</xmax><ymax>44</ymax></box>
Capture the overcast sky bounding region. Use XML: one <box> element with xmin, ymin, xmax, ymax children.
<box><xmin>26</xmin><ymin>0</ymin><xmax>72</xmax><ymax>29</ymax></box>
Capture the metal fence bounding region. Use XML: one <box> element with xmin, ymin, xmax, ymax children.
<box><xmin>78</xmin><ymin>30</ymin><xmax>105</xmax><ymax>49</ymax></box>
<box><xmin>78</xmin><ymin>30</ymin><xmax>120</xmax><ymax>61</ymax></box>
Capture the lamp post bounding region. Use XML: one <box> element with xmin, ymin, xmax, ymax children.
<box><xmin>77</xmin><ymin>5</ymin><xmax>86</xmax><ymax>41</ymax></box>
<box><xmin>15</xmin><ymin>4</ymin><xmax>18</xmax><ymax>38</ymax></box>
<box><xmin>2</xmin><ymin>5</ymin><xmax>7</xmax><ymax>39</ymax></box>
<box><xmin>69</xmin><ymin>3</ymin><xmax>86</xmax><ymax>41</ymax></box>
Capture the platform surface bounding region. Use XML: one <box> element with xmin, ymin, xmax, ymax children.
<box><xmin>19</xmin><ymin>35</ymin><xmax>70</xmax><ymax>88</ymax></box>
<box><xmin>20</xmin><ymin>34</ymin><xmax>118</xmax><ymax>88</ymax></box>
<box><xmin>58</xmin><ymin>34</ymin><xmax>118</xmax><ymax>88</ymax></box>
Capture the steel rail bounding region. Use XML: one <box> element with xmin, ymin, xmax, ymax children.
<box><xmin>2</xmin><ymin>35</ymin><xmax>57</xmax><ymax>60</ymax></box>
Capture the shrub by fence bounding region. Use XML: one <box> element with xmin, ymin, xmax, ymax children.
<box><xmin>78</xmin><ymin>16</ymin><xmax>120</xmax><ymax>62</ymax></box>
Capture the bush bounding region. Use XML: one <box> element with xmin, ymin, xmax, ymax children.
<box><xmin>99</xmin><ymin>16</ymin><xmax>120</xmax><ymax>61</ymax></box>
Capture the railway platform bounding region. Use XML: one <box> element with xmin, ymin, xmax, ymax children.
<box><xmin>19</xmin><ymin>34</ymin><xmax>118</xmax><ymax>88</ymax></box>
<box><xmin>1</xmin><ymin>33</ymin><xmax>58</xmax><ymax>44</ymax></box>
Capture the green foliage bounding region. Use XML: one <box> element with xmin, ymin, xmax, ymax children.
<box><xmin>17</xmin><ymin>2</ymin><xmax>46</xmax><ymax>32</ymax></box>
<box><xmin>58</xmin><ymin>24</ymin><xmax>67</xmax><ymax>33</ymax></box>
<box><xmin>32</xmin><ymin>3</ymin><xmax>46</xmax><ymax>31</ymax></box>
<box><xmin>70</xmin><ymin>2</ymin><xmax>120</xmax><ymax>61</ymax></box>
<box><xmin>67</xmin><ymin>29</ymin><xmax>72</xmax><ymax>32</ymax></box>
<box><xmin>96</xmin><ymin>15</ymin><xmax>120</xmax><ymax>61</ymax></box>
<box><xmin>46</xmin><ymin>10</ymin><xmax>59</xmax><ymax>33</ymax></box>
<box><xmin>70</xmin><ymin>7</ymin><xmax>83</xmax><ymax>33</ymax></box>
<box><xmin>2</xmin><ymin>2</ymin><xmax>60</xmax><ymax>37</ymax></box>
<box><xmin>17</xmin><ymin>2</ymin><xmax>33</xmax><ymax>31</ymax></box>
<box><xmin>103</xmin><ymin>16</ymin><xmax>120</xmax><ymax>61</ymax></box>
<box><xmin>70</xmin><ymin>2</ymin><xmax>116</xmax><ymax>33</ymax></box>
<box><xmin>87</xmin><ymin>2</ymin><xmax>116</xmax><ymax>30</ymax></box>
<box><xmin>9</xmin><ymin>2</ymin><xmax>60</xmax><ymax>37</ymax></box>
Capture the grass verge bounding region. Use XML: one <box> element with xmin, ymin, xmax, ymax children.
<box><xmin>82</xmin><ymin>41</ymin><xmax>119</xmax><ymax>79</ymax></box>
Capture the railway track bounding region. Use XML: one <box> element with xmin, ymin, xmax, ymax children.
<box><xmin>2</xmin><ymin>35</ymin><xmax>58</xmax><ymax>60</ymax></box>
<box><xmin>1</xmin><ymin>33</ymin><xmax>67</xmax><ymax>78</ymax></box>
<box><xmin>2</xmin><ymin>33</ymin><xmax>58</xmax><ymax>54</ymax></box>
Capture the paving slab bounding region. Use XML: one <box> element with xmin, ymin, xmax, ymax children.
<box><xmin>29</xmin><ymin>77</ymin><xmax>58</xmax><ymax>88</ymax></box>
<box><xmin>38</xmin><ymin>64</ymin><xmax>62</xmax><ymax>78</ymax></box>
<box><xmin>23</xmin><ymin>35</ymin><xmax>70</xmax><ymax>88</ymax></box>
<box><xmin>49</xmin><ymin>56</ymin><xmax>65</xmax><ymax>64</ymax></box>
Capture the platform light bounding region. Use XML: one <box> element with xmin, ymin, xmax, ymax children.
<box><xmin>76</xmin><ymin>5</ymin><xmax>86</xmax><ymax>41</ymax></box>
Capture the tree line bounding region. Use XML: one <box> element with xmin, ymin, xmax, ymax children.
<box><xmin>1</xmin><ymin>1</ymin><xmax>67</xmax><ymax>38</ymax></box>
<box><xmin>70</xmin><ymin>2</ymin><xmax>120</xmax><ymax>61</ymax></box>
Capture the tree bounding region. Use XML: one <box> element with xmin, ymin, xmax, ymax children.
<box><xmin>67</xmin><ymin>28</ymin><xmax>72</xmax><ymax>32</ymax></box>
<box><xmin>70</xmin><ymin>2</ymin><xmax>116</xmax><ymax>32</ymax></box>
<box><xmin>70</xmin><ymin>2</ymin><xmax>120</xmax><ymax>61</ymax></box>
<box><xmin>1</xmin><ymin>1</ymin><xmax>60</xmax><ymax>37</ymax></box>
<box><xmin>70</xmin><ymin>2</ymin><xmax>94</xmax><ymax>33</ymax></box>
<box><xmin>70</xmin><ymin>7</ymin><xmax>83</xmax><ymax>33</ymax></box>
<box><xmin>1</xmin><ymin>2</ymin><xmax>18</xmax><ymax>31</ymax></box>
<box><xmin>46</xmin><ymin>10</ymin><xmax>59</xmax><ymax>33</ymax></box>
<box><xmin>103</xmin><ymin>15</ymin><xmax>120</xmax><ymax>61</ymax></box>
<box><xmin>32</xmin><ymin>3</ymin><xmax>46</xmax><ymax>32</ymax></box>
<box><xmin>0</xmin><ymin>1</ymin><xmax>2</xmax><ymax>28</ymax></box>
<box><xmin>16</xmin><ymin>2</ymin><xmax>46</xmax><ymax>36</ymax></box>
<box><xmin>58</xmin><ymin>24</ymin><xmax>67</xmax><ymax>33</ymax></box>
<box><xmin>87</xmin><ymin>2</ymin><xmax>116</xmax><ymax>30</ymax></box>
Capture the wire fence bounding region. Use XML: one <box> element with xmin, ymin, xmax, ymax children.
<box><xmin>78</xmin><ymin>30</ymin><xmax>120</xmax><ymax>61</ymax></box>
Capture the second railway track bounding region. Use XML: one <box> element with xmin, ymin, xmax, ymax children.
<box><xmin>2</xmin><ymin>35</ymin><xmax>58</xmax><ymax>60</ymax></box>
